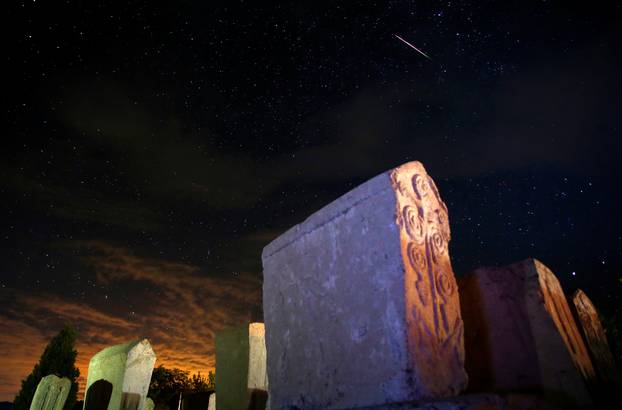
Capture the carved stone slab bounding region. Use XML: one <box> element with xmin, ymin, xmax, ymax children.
<box><xmin>215</xmin><ymin>323</ymin><xmax>269</xmax><ymax>410</ymax></box>
<box><xmin>262</xmin><ymin>161</ymin><xmax>466</xmax><ymax>410</ymax></box>
<box><xmin>572</xmin><ymin>289</ymin><xmax>621</xmax><ymax>385</ymax></box>
<box><xmin>459</xmin><ymin>259</ymin><xmax>594</xmax><ymax>408</ymax></box>
<box><xmin>84</xmin><ymin>339</ymin><xmax>156</xmax><ymax>410</ymax></box>
<box><xmin>30</xmin><ymin>374</ymin><xmax>71</xmax><ymax>410</ymax></box>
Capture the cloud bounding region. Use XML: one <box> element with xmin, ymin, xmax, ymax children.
<box><xmin>61</xmin><ymin>81</ymin><xmax>276</xmax><ymax>209</ymax></box>
<box><xmin>0</xmin><ymin>241</ymin><xmax>262</xmax><ymax>402</ymax></box>
<box><xmin>0</xmin><ymin>167</ymin><xmax>162</xmax><ymax>231</ymax></box>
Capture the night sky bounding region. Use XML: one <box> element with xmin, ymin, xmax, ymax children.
<box><xmin>2</xmin><ymin>0</ymin><xmax>621</xmax><ymax>402</ymax></box>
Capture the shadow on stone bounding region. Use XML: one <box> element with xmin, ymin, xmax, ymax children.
<box><xmin>120</xmin><ymin>392</ymin><xmax>141</xmax><ymax>410</ymax></box>
<box><xmin>84</xmin><ymin>379</ymin><xmax>112</xmax><ymax>410</ymax></box>
<box><xmin>247</xmin><ymin>389</ymin><xmax>268</xmax><ymax>410</ymax></box>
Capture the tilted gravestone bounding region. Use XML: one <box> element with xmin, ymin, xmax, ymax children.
<box><xmin>459</xmin><ymin>259</ymin><xmax>594</xmax><ymax>408</ymax></box>
<box><xmin>84</xmin><ymin>339</ymin><xmax>156</xmax><ymax>410</ymax></box>
<box><xmin>262</xmin><ymin>161</ymin><xmax>467</xmax><ymax>409</ymax></box>
<box><xmin>215</xmin><ymin>323</ymin><xmax>269</xmax><ymax>410</ymax></box>
<box><xmin>572</xmin><ymin>289</ymin><xmax>621</xmax><ymax>386</ymax></box>
<box><xmin>30</xmin><ymin>374</ymin><xmax>71</xmax><ymax>410</ymax></box>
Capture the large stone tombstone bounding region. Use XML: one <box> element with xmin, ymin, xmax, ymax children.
<box><xmin>30</xmin><ymin>374</ymin><xmax>71</xmax><ymax>410</ymax></box>
<box><xmin>84</xmin><ymin>339</ymin><xmax>156</xmax><ymax>410</ymax></box>
<box><xmin>215</xmin><ymin>323</ymin><xmax>269</xmax><ymax>410</ymax></box>
<box><xmin>572</xmin><ymin>289</ymin><xmax>621</xmax><ymax>385</ymax></box>
<box><xmin>262</xmin><ymin>161</ymin><xmax>466</xmax><ymax>409</ymax></box>
<box><xmin>459</xmin><ymin>259</ymin><xmax>594</xmax><ymax>407</ymax></box>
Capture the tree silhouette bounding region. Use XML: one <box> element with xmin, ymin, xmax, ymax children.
<box><xmin>148</xmin><ymin>365</ymin><xmax>215</xmax><ymax>409</ymax></box>
<box><xmin>13</xmin><ymin>325</ymin><xmax>80</xmax><ymax>410</ymax></box>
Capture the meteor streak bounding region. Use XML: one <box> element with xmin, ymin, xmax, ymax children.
<box><xmin>394</xmin><ymin>34</ymin><xmax>432</xmax><ymax>61</ymax></box>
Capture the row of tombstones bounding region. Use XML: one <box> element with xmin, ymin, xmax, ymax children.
<box><xmin>212</xmin><ymin>274</ymin><xmax>619</xmax><ymax>410</ymax></box>
<box><xmin>254</xmin><ymin>161</ymin><xmax>621</xmax><ymax>410</ymax></box>
<box><xmin>211</xmin><ymin>162</ymin><xmax>620</xmax><ymax>410</ymax></box>
<box><xmin>29</xmin><ymin>339</ymin><xmax>157</xmax><ymax>410</ymax></box>
<box><xmin>30</xmin><ymin>161</ymin><xmax>621</xmax><ymax>410</ymax></box>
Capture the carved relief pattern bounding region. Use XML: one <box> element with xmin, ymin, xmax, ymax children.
<box><xmin>407</xmin><ymin>242</ymin><xmax>430</xmax><ymax>306</ymax></box>
<box><xmin>537</xmin><ymin>266</ymin><xmax>596</xmax><ymax>381</ymax></box>
<box><xmin>391</xmin><ymin>163</ymin><xmax>465</xmax><ymax>394</ymax></box>
<box><xmin>403</xmin><ymin>205</ymin><xmax>426</xmax><ymax>244</ymax></box>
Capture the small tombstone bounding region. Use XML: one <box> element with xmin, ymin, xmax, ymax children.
<box><xmin>30</xmin><ymin>374</ymin><xmax>71</xmax><ymax>410</ymax></box>
<box><xmin>262</xmin><ymin>161</ymin><xmax>466</xmax><ymax>409</ymax></box>
<box><xmin>143</xmin><ymin>398</ymin><xmax>154</xmax><ymax>410</ymax></box>
<box><xmin>459</xmin><ymin>259</ymin><xmax>594</xmax><ymax>408</ymax></box>
<box><xmin>215</xmin><ymin>323</ymin><xmax>269</xmax><ymax>410</ymax></box>
<box><xmin>180</xmin><ymin>391</ymin><xmax>212</xmax><ymax>410</ymax></box>
<box><xmin>84</xmin><ymin>339</ymin><xmax>156</xmax><ymax>410</ymax></box>
<box><xmin>572</xmin><ymin>289</ymin><xmax>621</xmax><ymax>386</ymax></box>
<box><xmin>207</xmin><ymin>393</ymin><xmax>216</xmax><ymax>410</ymax></box>
<box><xmin>83</xmin><ymin>379</ymin><xmax>112</xmax><ymax>410</ymax></box>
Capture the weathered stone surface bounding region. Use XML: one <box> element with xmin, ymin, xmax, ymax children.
<box><xmin>248</xmin><ymin>323</ymin><xmax>269</xmax><ymax>391</ymax></box>
<box><xmin>208</xmin><ymin>393</ymin><xmax>216</xmax><ymax>410</ymax></box>
<box><xmin>353</xmin><ymin>394</ymin><xmax>505</xmax><ymax>410</ymax></box>
<box><xmin>342</xmin><ymin>393</ymin><xmax>564</xmax><ymax>410</ymax></box>
<box><xmin>215</xmin><ymin>323</ymin><xmax>269</xmax><ymax>410</ymax></box>
<box><xmin>262</xmin><ymin>161</ymin><xmax>466</xmax><ymax>410</ymax></box>
<box><xmin>459</xmin><ymin>259</ymin><xmax>594</xmax><ymax>408</ymax></box>
<box><xmin>84</xmin><ymin>339</ymin><xmax>156</xmax><ymax>410</ymax></box>
<box><xmin>30</xmin><ymin>374</ymin><xmax>71</xmax><ymax>410</ymax></box>
<box><xmin>572</xmin><ymin>289</ymin><xmax>621</xmax><ymax>385</ymax></box>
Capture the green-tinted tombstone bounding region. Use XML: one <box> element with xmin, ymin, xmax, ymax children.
<box><xmin>144</xmin><ymin>398</ymin><xmax>154</xmax><ymax>410</ymax></box>
<box><xmin>83</xmin><ymin>339</ymin><xmax>156</xmax><ymax>410</ymax></box>
<box><xmin>30</xmin><ymin>374</ymin><xmax>71</xmax><ymax>410</ymax></box>
<box><xmin>215</xmin><ymin>323</ymin><xmax>268</xmax><ymax>410</ymax></box>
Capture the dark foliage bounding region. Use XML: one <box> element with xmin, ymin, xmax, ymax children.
<box><xmin>602</xmin><ymin>305</ymin><xmax>622</xmax><ymax>371</ymax></box>
<box><xmin>148</xmin><ymin>365</ymin><xmax>214</xmax><ymax>410</ymax></box>
<box><xmin>12</xmin><ymin>326</ymin><xmax>80</xmax><ymax>410</ymax></box>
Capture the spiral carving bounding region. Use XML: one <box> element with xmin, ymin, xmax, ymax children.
<box><xmin>436</xmin><ymin>209</ymin><xmax>451</xmax><ymax>242</ymax></box>
<box><xmin>435</xmin><ymin>269</ymin><xmax>456</xmax><ymax>301</ymax></box>
<box><xmin>402</xmin><ymin>205</ymin><xmax>425</xmax><ymax>243</ymax></box>
<box><xmin>428</xmin><ymin>224</ymin><xmax>447</xmax><ymax>260</ymax></box>
<box><xmin>407</xmin><ymin>243</ymin><xmax>431</xmax><ymax>306</ymax></box>
<box><xmin>407</xmin><ymin>241</ymin><xmax>428</xmax><ymax>273</ymax></box>
<box><xmin>412</xmin><ymin>174</ymin><xmax>430</xmax><ymax>199</ymax></box>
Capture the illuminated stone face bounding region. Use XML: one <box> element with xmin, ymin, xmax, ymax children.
<box><xmin>392</xmin><ymin>164</ymin><xmax>464</xmax><ymax>393</ymax></box>
<box><xmin>262</xmin><ymin>161</ymin><xmax>466</xmax><ymax>410</ymax></box>
<box><xmin>215</xmin><ymin>323</ymin><xmax>268</xmax><ymax>410</ymax></box>
<box><xmin>208</xmin><ymin>393</ymin><xmax>216</xmax><ymax>410</ymax></box>
<box><xmin>84</xmin><ymin>339</ymin><xmax>156</xmax><ymax>410</ymax></box>
<box><xmin>459</xmin><ymin>259</ymin><xmax>594</xmax><ymax>408</ymax></box>
<box><xmin>572</xmin><ymin>289</ymin><xmax>621</xmax><ymax>385</ymax></box>
<box><xmin>30</xmin><ymin>374</ymin><xmax>71</xmax><ymax>410</ymax></box>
